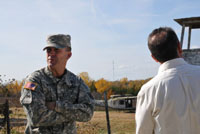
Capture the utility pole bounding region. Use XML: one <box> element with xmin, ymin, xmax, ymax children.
<box><xmin>113</xmin><ymin>60</ymin><xmax>115</xmax><ymax>81</ymax></box>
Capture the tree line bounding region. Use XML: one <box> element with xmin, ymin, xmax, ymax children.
<box><xmin>78</xmin><ymin>72</ymin><xmax>151</xmax><ymax>99</ymax></box>
<box><xmin>0</xmin><ymin>73</ymin><xmax>151</xmax><ymax>99</ymax></box>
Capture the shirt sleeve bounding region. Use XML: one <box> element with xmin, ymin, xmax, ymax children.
<box><xmin>55</xmin><ymin>79</ymin><xmax>94</xmax><ymax>122</ymax></box>
<box><xmin>135</xmin><ymin>88</ymin><xmax>155</xmax><ymax>134</ymax></box>
<box><xmin>20</xmin><ymin>78</ymin><xmax>70</xmax><ymax>127</ymax></box>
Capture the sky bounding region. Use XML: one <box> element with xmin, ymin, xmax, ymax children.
<box><xmin>0</xmin><ymin>0</ymin><xmax>200</xmax><ymax>82</ymax></box>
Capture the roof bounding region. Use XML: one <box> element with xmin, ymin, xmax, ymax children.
<box><xmin>109</xmin><ymin>96</ymin><xmax>137</xmax><ymax>101</ymax></box>
<box><xmin>174</xmin><ymin>17</ymin><xmax>200</xmax><ymax>29</ymax></box>
<box><xmin>110</xmin><ymin>94</ymin><xmax>133</xmax><ymax>99</ymax></box>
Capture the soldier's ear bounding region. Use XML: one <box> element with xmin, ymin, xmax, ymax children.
<box><xmin>67</xmin><ymin>52</ymin><xmax>72</xmax><ymax>59</ymax></box>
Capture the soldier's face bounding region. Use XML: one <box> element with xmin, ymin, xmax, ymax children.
<box><xmin>46</xmin><ymin>47</ymin><xmax>71</xmax><ymax>69</ymax></box>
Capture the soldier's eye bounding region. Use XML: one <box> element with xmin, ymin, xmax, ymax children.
<box><xmin>46</xmin><ymin>48</ymin><xmax>52</xmax><ymax>53</ymax></box>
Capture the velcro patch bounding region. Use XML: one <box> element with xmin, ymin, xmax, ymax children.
<box><xmin>24</xmin><ymin>82</ymin><xmax>37</xmax><ymax>91</ymax></box>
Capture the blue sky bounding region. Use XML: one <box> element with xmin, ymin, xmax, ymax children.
<box><xmin>0</xmin><ymin>0</ymin><xmax>200</xmax><ymax>81</ymax></box>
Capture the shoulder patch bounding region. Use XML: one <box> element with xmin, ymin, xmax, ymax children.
<box><xmin>24</xmin><ymin>82</ymin><xmax>37</xmax><ymax>91</ymax></box>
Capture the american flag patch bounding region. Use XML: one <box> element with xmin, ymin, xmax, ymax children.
<box><xmin>24</xmin><ymin>82</ymin><xmax>37</xmax><ymax>90</ymax></box>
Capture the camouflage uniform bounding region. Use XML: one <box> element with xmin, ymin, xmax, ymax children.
<box><xmin>20</xmin><ymin>67</ymin><xmax>94</xmax><ymax>134</ymax></box>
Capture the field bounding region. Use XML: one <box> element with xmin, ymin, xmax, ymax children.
<box><xmin>77</xmin><ymin>111</ymin><xmax>135</xmax><ymax>134</ymax></box>
<box><xmin>0</xmin><ymin>107</ymin><xmax>136</xmax><ymax>134</ymax></box>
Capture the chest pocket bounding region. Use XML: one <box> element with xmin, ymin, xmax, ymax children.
<box><xmin>41</xmin><ymin>82</ymin><xmax>57</xmax><ymax>102</ymax></box>
<box><xmin>59</xmin><ymin>84</ymin><xmax>80</xmax><ymax>104</ymax></box>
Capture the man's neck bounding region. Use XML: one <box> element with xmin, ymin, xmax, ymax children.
<box><xmin>48</xmin><ymin>66</ymin><xmax>66</xmax><ymax>78</ymax></box>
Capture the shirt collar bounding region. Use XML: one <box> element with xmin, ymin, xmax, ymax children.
<box><xmin>158</xmin><ymin>58</ymin><xmax>187</xmax><ymax>74</ymax></box>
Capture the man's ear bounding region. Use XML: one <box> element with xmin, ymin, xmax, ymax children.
<box><xmin>177</xmin><ymin>43</ymin><xmax>183</xmax><ymax>57</ymax></box>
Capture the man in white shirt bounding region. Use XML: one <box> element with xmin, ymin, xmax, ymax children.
<box><xmin>135</xmin><ymin>27</ymin><xmax>200</xmax><ymax>134</ymax></box>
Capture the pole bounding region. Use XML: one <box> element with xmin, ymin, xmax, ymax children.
<box><xmin>180</xmin><ymin>25</ymin><xmax>185</xmax><ymax>48</ymax></box>
<box><xmin>188</xmin><ymin>27</ymin><xmax>192</xmax><ymax>50</ymax></box>
<box><xmin>113</xmin><ymin>60</ymin><xmax>115</xmax><ymax>81</ymax></box>
<box><xmin>5</xmin><ymin>100</ymin><xmax>10</xmax><ymax>134</ymax></box>
<box><xmin>104</xmin><ymin>91</ymin><xmax>111</xmax><ymax>134</ymax></box>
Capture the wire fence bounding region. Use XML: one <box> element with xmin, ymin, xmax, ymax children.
<box><xmin>0</xmin><ymin>97</ymin><xmax>26</xmax><ymax>134</ymax></box>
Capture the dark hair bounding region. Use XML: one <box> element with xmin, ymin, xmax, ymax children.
<box><xmin>148</xmin><ymin>27</ymin><xmax>180</xmax><ymax>62</ymax></box>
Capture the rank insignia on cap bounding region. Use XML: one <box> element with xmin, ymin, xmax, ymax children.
<box><xmin>24</xmin><ymin>82</ymin><xmax>37</xmax><ymax>91</ymax></box>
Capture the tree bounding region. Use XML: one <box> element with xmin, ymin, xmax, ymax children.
<box><xmin>119</xmin><ymin>77</ymin><xmax>129</xmax><ymax>90</ymax></box>
<box><xmin>7</xmin><ymin>80</ymin><xmax>24</xmax><ymax>96</ymax></box>
<box><xmin>107</xmin><ymin>89</ymin><xmax>113</xmax><ymax>99</ymax></box>
<box><xmin>95</xmin><ymin>78</ymin><xmax>111</xmax><ymax>93</ymax></box>
<box><xmin>78</xmin><ymin>72</ymin><xmax>97</xmax><ymax>92</ymax></box>
<box><xmin>89</xmin><ymin>80</ymin><xmax>97</xmax><ymax>92</ymax></box>
<box><xmin>0</xmin><ymin>75</ymin><xmax>23</xmax><ymax>97</ymax></box>
<box><xmin>78</xmin><ymin>72</ymin><xmax>91</xmax><ymax>86</ymax></box>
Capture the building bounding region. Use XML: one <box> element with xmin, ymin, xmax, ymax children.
<box><xmin>174</xmin><ymin>16</ymin><xmax>200</xmax><ymax>65</ymax></box>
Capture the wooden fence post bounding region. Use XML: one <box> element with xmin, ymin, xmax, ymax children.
<box><xmin>104</xmin><ymin>91</ymin><xmax>111</xmax><ymax>134</ymax></box>
<box><xmin>5</xmin><ymin>100</ymin><xmax>10</xmax><ymax>134</ymax></box>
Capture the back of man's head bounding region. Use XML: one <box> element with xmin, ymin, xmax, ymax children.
<box><xmin>148</xmin><ymin>27</ymin><xmax>180</xmax><ymax>63</ymax></box>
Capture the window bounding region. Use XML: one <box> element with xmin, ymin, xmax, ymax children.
<box><xmin>119</xmin><ymin>100</ymin><xmax>124</xmax><ymax>105</ymax></box>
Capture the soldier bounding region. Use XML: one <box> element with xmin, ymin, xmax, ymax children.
<box><xmin>20</xmin><ymin>34</ymin><xmax>94</xmax><ymax>134</ymax></box>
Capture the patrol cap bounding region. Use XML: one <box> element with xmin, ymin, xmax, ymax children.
<box><xmin>43</xmin><ymin>34</ymin><xmax>71</xmax><ymax>50</ymax></box>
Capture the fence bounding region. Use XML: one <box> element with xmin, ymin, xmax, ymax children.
<box><xmin>0</xmin><ymin>100</ymin><xmax>10</xmax><ymax>134</ymax></box>
<box><xmin>0</xmin><ymin>97</ymin><xmax>26</xmax><ymax>134</ymax></box>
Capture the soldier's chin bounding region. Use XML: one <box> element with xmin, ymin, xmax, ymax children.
<box><xmin>48</xmin><ymin>63</ymin><xmax>57</xmax><ymax>68</ymax></box>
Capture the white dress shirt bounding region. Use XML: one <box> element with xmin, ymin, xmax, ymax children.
<box><xmin>136</xmin><ymin>58</ymin><xmax>200</xmax><ymax>134</ymax></box>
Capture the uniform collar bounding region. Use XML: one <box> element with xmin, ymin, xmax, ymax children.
<box><xmin>44</xmin><ymin>67</ymin><xmax>73</xmax><ymax>86</ymax></box>
<box><xmin>62</xmin><ymin>70</ymin><xmax>73</xmax><ymax>87</ymax></box>
<box><xmin>44</xmin><ymin>67</ymin><xmax>55</xmax><ymax>80</ymax></box>
<box><xmin>158</xmin><ymin>58</ymin><xmax>187</xmax><ymax>74</ymax></box>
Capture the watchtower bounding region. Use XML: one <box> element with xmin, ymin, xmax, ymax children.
<box><xmin>174</xmin><ymin>17</ymin><xmax>200</xmax><ymax>65</ymax></box>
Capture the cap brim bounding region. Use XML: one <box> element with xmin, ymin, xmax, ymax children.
<box><xmin>43</xmin><ymin>43</ymin><xmax>65</xmax><ymax>51</ymax></box>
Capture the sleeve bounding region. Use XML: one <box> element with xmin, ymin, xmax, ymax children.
<box><xmin>20</xmin><ymin>76</ymin><xmax>70</xmax><ymax>127</ymax></box>
<box><xmin>55</xmin><ymin>78</ymin><xmax>94</xmax><ymax>122</ymax></box>
<box><xmin>135</xmin><ymin>87</ymin><xmax>154</xmax><ymax>134</ymax></box>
